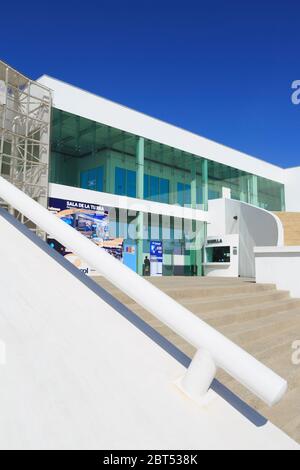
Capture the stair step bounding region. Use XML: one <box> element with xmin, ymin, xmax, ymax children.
<box><xmin>229</xmin><ymin>316</ymin><xmax>300</xmax><ymax>349</ymax></box>
<box><xmin>152</xmin><ymin>282</ymin><xmax>276</xmax><ymax>301</ymax></box>
<box><xmin>260</xmin><ymin>385</ymin><xmax>300</xmax><ymax>429</ymax></box>
<box><xmin>179</xmin><ymin>290</ymin><xmax>290</xmax><ymax>313</ymax></box>
<box><xmin>229</xmin><ymin>325</ymin><xmax>300</xmax><ymax>358</ymax></box>
<box><xmin>219</xmin><ymin>308</ymin><xmax>300</xmax><ymax>338</ymax></box>
<box><xmin>92</xmin><ymin>274</ymin><xmax>300</xmax><ymax>444</ymax></box>
<box><xmin>198</xmin><ymin>298</ymin><xmax>300</xmax><ymax>327</ymax></box>
<box><xmin>93</xmin><ymin>278</ymin><xmax>279</xmax><ymax>307</ymax></box>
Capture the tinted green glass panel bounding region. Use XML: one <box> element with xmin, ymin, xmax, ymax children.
<box><xmin>127</xmin><ymin>169</ymin><xmax>136</xmax><ymax>198</ymax></box>
<box><xmin>115</xmin><ymin>167</ymin><xmax>136</xmax><ymax>197</ymax></box>
<box><xmin>177</xmin><ymin>183</ymin><xmax>191</xmax><ymax>206</ymax></box>
<box><xmin>115</xmin><ymin>167</ymin><xmax>126</xmax><ymax>196</ymax></box>
<box><xmin>160</xmin><ymin>178</ymin><xmax>169</xmax><ymax>204</ymax></box>
<box><xmin>50</xmin><ymin>108</ymin><xmax>285</xmax><ymax>212</ymax></box>
<box><xmin>80</xmin><ymin>166</ymin><xmax>104</xmax><ymax>192</ymax></box>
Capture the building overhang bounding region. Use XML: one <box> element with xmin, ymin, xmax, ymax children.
<box><xmin>38</xmin><ymin>75</ymin><xmax>286</xmax><ymax>185</ymax></box>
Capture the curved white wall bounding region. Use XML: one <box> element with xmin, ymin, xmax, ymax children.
<box><xmin>208</xmin><ymin>199</ymin><xmax>284</xmax><ymax>278</ymax></box>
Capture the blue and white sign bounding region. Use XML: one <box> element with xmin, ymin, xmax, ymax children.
<box><xmin>150</xmin><ymin>241</ymin><xmax>163</xmax><ymax>261</ymax></box>
<box><xmin>150</xmin><ymin>241</ymin><xmax>163</xmax><ymax>276</ymax></box>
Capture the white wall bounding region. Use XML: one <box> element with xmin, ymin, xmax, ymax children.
<box><xmin>0</xmin><ymin>212</ymin><xmax>299</xmax><ymax>450</ymax></box>
<box><xmin>0</xmin><ymin>213</ymin><xmax>297</xmax><ymax>449</ymax></box>
<box><xmin>255</xmin><ymin>246</ymin><xmax>300</xmax><ymax>298</ymax></box>
<box><xmin>285</xmin><ymin>167</ymin><xmax>300</xmax><ymax>211</ymax></box>
<box><xmin>208</xmin><ymin>199</ymin><xmax>284</xmax><ymax>278</ymax></box>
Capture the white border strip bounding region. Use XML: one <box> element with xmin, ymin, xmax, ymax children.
<box><xmin>49</xmin><ymin>183</ymin><xmax>212</xmax><ymax>223</ymax></box>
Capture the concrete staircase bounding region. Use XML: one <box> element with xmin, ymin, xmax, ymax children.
<box><xmin>274</xmin><ymin>212</ymin><xmax>300</xmax><ymax>245</ymax></box>
<box><xmin>93</xmin><ymin>275</ymin><xmax>300</xmax><ymax>444</ymax></box>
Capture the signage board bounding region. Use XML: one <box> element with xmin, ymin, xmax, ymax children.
<box><xmin>48</xmin><ymin>197</ymin><xmax>124</xmax><ymax>275</ymax></box>
<box><xmin>150</xmin><ymin>240</ymin><xmax>163</xmax><ymax>276</ymax></box>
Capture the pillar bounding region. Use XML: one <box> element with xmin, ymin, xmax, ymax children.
<box><xmin>239</xmin><ymin>174</ymin><xmax>248</xmax><ymax>203</ymax></box>
<box><xmin>105</xmin><ymin>128</ymin><xmax>114</xmax><ymax>194</ymax></box>
<box><xmin>250</xmin><ymin>175</ymin><xmax>259</xmax><ymax>207</ymax></box>
<box><xmin>190</xmin><ymin>159</ymin><xmax>200</xmax><ymax>275</ymax></box>
<box><xmin>136</xmin><ymin>137</ymin><xmax>145</xmax><ymax>275</ymax></box>
<box><xmin>202</xmin><ymin>159</ymin><xmax>208</xmax><ymax>211</ymax></box>
<box><xmin>200</xmin><ymin>159</ymin><xmax>209</xmax><ymax>276</ymax></box>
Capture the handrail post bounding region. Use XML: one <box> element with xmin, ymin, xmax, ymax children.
<box><xmin>178</xmin><ymin>349</ymin><xmax>216</xmax><ymax>404</ymax></box>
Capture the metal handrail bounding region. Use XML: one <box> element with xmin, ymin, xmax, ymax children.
<box><xmin>0</xmin><ymin>175</ymin><xmax>287</xmax><ymax>406</ymax></box>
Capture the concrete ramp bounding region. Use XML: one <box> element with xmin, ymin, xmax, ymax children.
<box><xmin>0</xmin><ymin>211</ymin><xmax>297</xmax><ymax>450</ymax></box>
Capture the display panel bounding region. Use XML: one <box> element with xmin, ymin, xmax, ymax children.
<box><xmin>48</xmin><ymin>197</ymin><xmax>123</xmax><ymax>275</ymax></box>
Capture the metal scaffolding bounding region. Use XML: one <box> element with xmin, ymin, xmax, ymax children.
<box><xmin>0</xmin><ymin>60</ymin><xmax>52</xmax><ymax>236</ymax></box>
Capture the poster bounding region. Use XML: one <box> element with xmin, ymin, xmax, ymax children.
<box><xmin>48</xmin><ymin>197</ymin><xmax>124</xmax><ymax>276</ymax></box>
<box><xmin>150</xmin><ymin>240</ymin><xmax>163</xmax><ymax>276</ymax></box>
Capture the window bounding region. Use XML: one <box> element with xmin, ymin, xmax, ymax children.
<box><xmin>115</xmin><ymin>167</ymin><xmax>136</xmax><ymax>198</ymax></box>
<box><xmin>197</xmin><ymin>186</ymin><xmax>203</xmax><ymax>205</ymax></box>
<box><xmin>51</xmin><ymin>109</ymin><xmax>285</xmax><ymax>211</ymax></box>
<box><xmin>144</xmin><ymin>175</ymin><xmax>170</xmax><ymax>203</ymax></box>
<box><xmin>127</xmin><ymin>170</ymin><xmax>136</xmax><ymax>198</ymax></box>
<box><xmin>177</xmin><ymin>183</ymin><xmax>191</xmax><ymax>206</ymax></box>
<box><xmin>150</xmin><ymin>176</ymin><xmax>159</xmax><ymax>202</ymax></box>
<box><xmin>115</xmin><ymin>168</ymin><xmax>126</xmax><ymax>195</ymax></box>
<box><xmin>208</xmin><ymin>189</ymin><xmax>221</xmax><ymax>200</ymax></box>
<box><xmin>206</xmin><ymin>246</ymin><xmax>231</xmax><ymax>263</ymax></box>
<box><xmin>160</xmin><ymin>178</ymin><xmax>169</xmax><ymax>204</ymax></box>
<box><xmin>80</xmin><ymin>167</ymin><xmax>104</xmax><ymax>192</ymax></box>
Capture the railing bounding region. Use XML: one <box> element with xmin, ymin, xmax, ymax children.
<box><xmin>0</xmin><ymin>175</ymin><xmax>287</xmax><ymax>406</ymax></box>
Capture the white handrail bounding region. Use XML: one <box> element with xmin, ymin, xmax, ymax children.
<box><xmin>0</xmin><ymin>176</ymin><xmax>287</xmax><ymax>406</ymax></box>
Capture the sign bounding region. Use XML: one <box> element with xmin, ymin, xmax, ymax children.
<box><xmin>150</xmin><ymin>241</ymin><xmax>163</xmax><ymax>276</ymax></box>
<box><xmin>207</xmin><ymin>238</ymin><xmax>223</xmax><ymax>245</ymax></box>
<box><xmin>150</xmin><ymin>240</ymin><xmax>163</xmax><ymax>262</ymax></box>
<box><xmin>48</xmin><ymin>197</ymin><xmax>124</xmax><ymax>275</ymax></box>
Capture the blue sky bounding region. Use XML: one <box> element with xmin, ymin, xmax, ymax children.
<box><xmin>2</xmin><ymin>0</ymin><xmax>299</xmax><ymax>167</ymax></box>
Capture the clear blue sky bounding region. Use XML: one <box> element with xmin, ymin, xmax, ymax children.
<box><xmin>2</xmin><ymin>0</ymin><xmax>299</xmax><ymax>168</ymax></box>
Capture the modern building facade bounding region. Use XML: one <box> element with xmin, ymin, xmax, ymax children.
<box><xmin>1</xmin><ymin>61</ymin><xmax>299</xmax><ymax>450</ymax></box>
<box><xmin>0</xmin><ymin>60</ymin><xmax>299</xmax><ymax>277</ymax></box>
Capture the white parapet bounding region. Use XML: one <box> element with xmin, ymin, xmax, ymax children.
<box><xmin>0</xmin><ymin>176</ymin><xmax>288</xmax><ymax>407</ymax></box>
<box><xmin>255</xmin><ymin>246</ymin><xmax>300</xmax><ymax>298</ymax></box>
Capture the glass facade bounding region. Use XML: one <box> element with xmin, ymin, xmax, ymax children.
<box><xmin>177</xmin><ymin>183</ymin><xmax>191</xmax><ymax>207</ymax></box>
<box><xmin>80</xmin><ymin>166</ymin><xmax>104</xmax><ymax>192</ymax></box>
<box><xmin>207</xmin><ymin>160</ymin><xmax>285</xmax><ymax>210</ymax></box>
<box><xmin>49</xmin><ymin>108</ymin><xmax>285</xmax><ymax>275</ymax></box>
<box><xmin>144</xmin><ymin>175</ymin><xmax>170</xmax><ymax>204</ymax></box>
<box><xmin>50</xmin><ymin>108</ymin><xmax>285</xmax><ymax>212</ymax></box>
<box><xmin>115</xmin><ymin>167</ymin><xmax>136</xmax><ymax>197</ymax></box>
<box><xmin>108</xmin><ymin>210</ymin><xmax>204</xmax><ymax>276</ymax></box>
